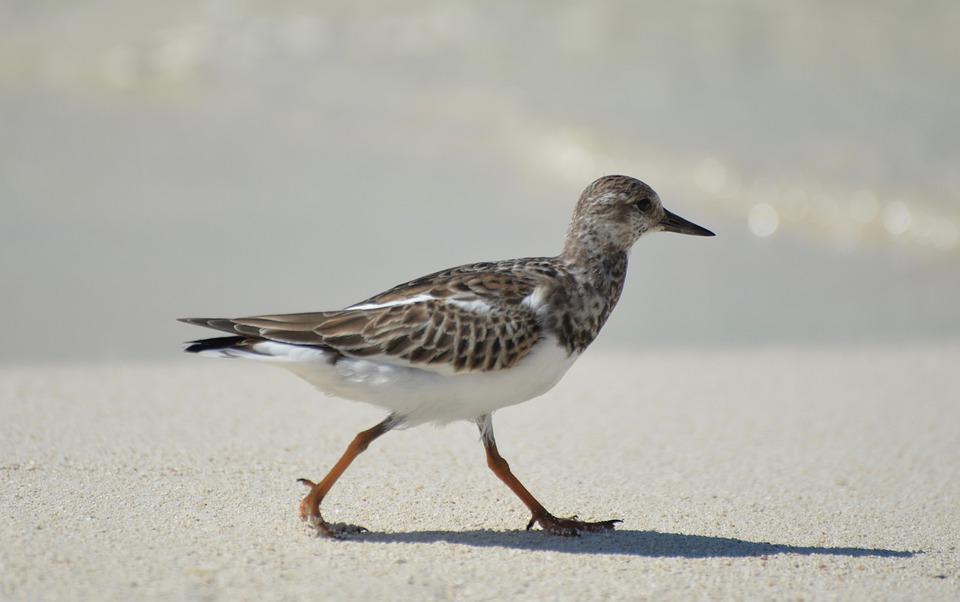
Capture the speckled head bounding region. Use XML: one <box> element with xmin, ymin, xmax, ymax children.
<box><xmin>563</xmin><ymin>175</ymin><xmax>714</xmax><ymax>259</ymax></box>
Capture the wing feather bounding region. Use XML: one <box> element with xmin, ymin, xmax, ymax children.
<box><xmin>182</xmin><ymin>259</ymin><xmax>560</xmax><ymax>372</ymax></box>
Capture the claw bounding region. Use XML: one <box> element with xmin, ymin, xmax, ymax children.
<box><xmin>328</xmin><ymin>522</ymin><xmax>368</xmax><ymax>535</ymax></box>
<box><xmin>529</xmin><ymin>512</ymin><xmax>622</xmax><ymax>536</ymax></box>
<box><xmin>311</xmin><ymin>519</ymin><xmax>368</xmax><ymax>539</ymax></box>
<box><xmin>303</xmin><ymin>512</ymin><xmax>367</xmax><ymax>539</ymax></box>
<box><xmin>298</xmin><ymin>478</ymin><xmax>367</xmax><ymax>538</ymax></box>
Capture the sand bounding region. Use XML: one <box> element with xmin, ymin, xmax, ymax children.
<box><xmin>1</xmin><ymin>345</ymin><xmax>958</xmax><ymax>601</ymax></box>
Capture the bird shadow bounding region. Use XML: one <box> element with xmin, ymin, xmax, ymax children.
<box><xmin>349</xmin><ymin>529</ymin><xmax>916</xmax><ymax>558</ymax></box>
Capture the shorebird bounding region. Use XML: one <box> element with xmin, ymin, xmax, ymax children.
<box><xmin>180</xmin><ymin>175</ymin><xmax>714</xmax><ymax>537</ymax></box>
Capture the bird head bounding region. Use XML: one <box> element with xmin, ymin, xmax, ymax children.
<box><xmin>564</xmin><ymin>175</ymin><xmax>714</xmax><ymax>258</ymax></box>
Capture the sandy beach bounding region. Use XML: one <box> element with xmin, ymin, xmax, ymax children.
<box><xmin>2</xmin><ymin>345</ymin><xmax>957</xmax><ymax>600</ymax></box>
<box><xmin>2</xmin><ymin>2</ymin><xmax>959</xmax><ymax>600</ymax></box>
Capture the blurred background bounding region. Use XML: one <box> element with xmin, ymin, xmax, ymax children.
<box><xmin>1</xmin><ymin>0</ymin><xmax>958</xmax><ymax>362</ymax></box>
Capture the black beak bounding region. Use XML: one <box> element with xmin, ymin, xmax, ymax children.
<box><xmin>660</xmin><ymin>209</ymin><xmax>715</xmax><ymax>237</ymax></box>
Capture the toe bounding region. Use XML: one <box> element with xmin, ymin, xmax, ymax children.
<box><xmin>547</xmin><ymin>522</ymin><xmax>580</xmax><ymax>536</ymax></box>
<box><xmin>583</xmin><ymin>519</ymin><xmax>621</xmax><ymax>532</ymax></box>
<box><xmin>534</xmin><ymin>513</ymin><xmax>621</xmax><ymax>536</ymax></box>
<box><xmin>329</xmin><ymin>522</ymin><xmax>368</xmax><ymax>536</ymax></box>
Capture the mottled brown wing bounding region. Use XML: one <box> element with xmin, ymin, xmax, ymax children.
<box><xmin>182</xmin><ymin>260</ymin><xmax>559</xmax><ymax>371</ymax></box>
<box><xmin>191</xmin><ymin>267</ymin><xmax>551</xmax><ymax>372</ymax></box>
<box><xmin>353</xmin><ymin>261</ymin><xmax>545</xmax><ymax>309</ymax></box>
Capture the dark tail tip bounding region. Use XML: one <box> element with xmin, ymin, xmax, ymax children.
<box><xmin>184</xmin><ymin>336</ymin><xmax>246</xmax><ymax>353</ymax></box>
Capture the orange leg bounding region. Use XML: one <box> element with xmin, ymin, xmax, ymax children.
<box><xmin>477</xmin><ymin>414</ymin><xmax>620</xmax><ymax>536</ymax></box>
<box><xmin>298</xmin><ymin>415</ymin><xmax>395</xmax><ymax>537</ymax></box>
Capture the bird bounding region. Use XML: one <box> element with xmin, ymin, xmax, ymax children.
<box><xmin>180</xmin><ymin>174</ymin><xmax>715</xmax><ymax>537</ymax></box>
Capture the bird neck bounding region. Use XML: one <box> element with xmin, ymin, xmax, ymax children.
<box><xmin>561</xmin><ymin>218</ymin><xmax>629</xmax><ymax>265</ymax></box>
<box><xmin>561</xmin><ymin>227</ymin><xmax>628</xmax><ymax>279</ymax></box>
<box><xmin>548</xmin><ymin>246</ymin><xmax>629</xmax><ymax>354</ymax></box>
<box><xmin>563</xmin><ymin>249</ymin><xmax>629</xmax><ymax>300</ymax></box>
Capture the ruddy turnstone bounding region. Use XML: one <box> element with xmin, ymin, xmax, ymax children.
<box><xmin>180</xmin><ymin>175</ymin><xmax>714</xmax><ymax>537</ymax></box>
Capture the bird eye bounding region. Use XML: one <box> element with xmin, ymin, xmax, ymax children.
<box><xmin>634</xmin><ymin>198</ymin><xmax>652</xmax><ymax>212</ymax></box>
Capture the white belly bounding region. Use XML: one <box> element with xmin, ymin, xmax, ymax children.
<box><xmin>272</xmin><ymin>337</ymin><xmax>577</xmax><ymax>426</ymax></box>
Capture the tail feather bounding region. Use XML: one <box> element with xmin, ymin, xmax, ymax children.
<box><xmin>184</xmin><ymin>335</ymin><xmax>249</xmax><ymax>354</ymax></box>
<box><xmin>180</xmin><ymin>317</ymin><xmax>336</xmax><ymax>362</ymax></box>
<box><xmin>178</xmin><ymin>317</ymin><xmax>249</xmax><ymax>335</ymax></box>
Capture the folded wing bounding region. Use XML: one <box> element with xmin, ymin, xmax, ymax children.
<box><xmin>181</xmin><ymin>265</ymin><xmax>550</xmax><ymax>372</ymax></box>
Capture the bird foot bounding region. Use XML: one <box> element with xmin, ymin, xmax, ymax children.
<box><xmin>527</xmin><ymin>512</ymin><xmax>621</xmax><ymax>536</ymax></box>
<box><xmin>297</xmin><ymin>478</ymin><xmax>368</xmax><ymax>539</ymax></box>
